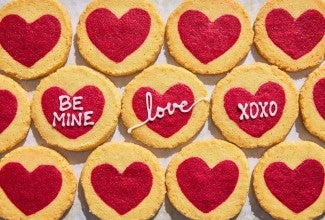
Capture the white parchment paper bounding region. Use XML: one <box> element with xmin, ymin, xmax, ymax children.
<box><xmin>0</xmin><ymin>0</ymin><xmax>324</xmax><ymax>219</ymax></box>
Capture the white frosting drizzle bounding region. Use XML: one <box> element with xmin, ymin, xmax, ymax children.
<box><xmin>238</xmin><ymin>101</ymin><xmax>278</xmax><ymax>121</ymax></box>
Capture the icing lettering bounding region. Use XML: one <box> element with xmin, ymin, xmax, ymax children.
<box><xmin>128</xmin><ymin>92</ymin><xmax>209</xmax><ymax>133</ymax></box>
<box><xmin>238</xmin><ymin>101</ymin><xmax>278</xmax><ymax>121</ymax></box>
<box><xmin>52</xmin><ymin>95</ymin><xmax>94</xmax><ymax>127</ymax></box>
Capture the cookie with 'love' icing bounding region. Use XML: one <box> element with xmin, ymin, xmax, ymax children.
<box><xmin>77</xmin><ymin>0</ymin><xmax>164</xmax><ymax>76</ymax></box>
<box><xmin>121</xmin><ymin>64</ymin><xmax>209</xmax><ymax>148</ymax></box>
<box><xmin>0</xmin><ymin>74</ymin><xmax>30</xmax><ymax>153</ymax></box>
<box><xmin>81</xmin><ymin>142</ymin><xmax>165</xmax><ymax>220</ymax></box>
<box><xmin>0</xmin><ymin>0</ymin><xmax>72</xmax><ymax>79</ymax></box>
<box><xmin>166</xmin><ymin>139</ymin><xmax>250</xmax><ymax>219</ymax></box>
<box><xmin>0</xmin><ymin>146</ymin><xmax>76</xmax><ymax>220</ymax></box>
<box><xmin>300</xmin><ymin>66</ymin><xmax>325</xmax><ymax>142</ymax></box>
<box><xmin>166</xmin><ymin>0</ymin><xmax>254</xmax><ymax>74</ymax></box>
<box><xmin>211</xmin><ymin>63</ymin><xmax>298</xmax><ymax>148</ymax></box>
<box><xmin>31</xmin><ymin>66</ymin><xmax>121</xmax><ymax>151</ymax></box>
<box><xmin>253</xmin><ymin>141</ymin><xmax>325</xmax><ymax>219</ymax></box>
<box><xmin>254</xmin><ymin>0</ymin><xmax>325</xmax><ymax>72</ymax></box>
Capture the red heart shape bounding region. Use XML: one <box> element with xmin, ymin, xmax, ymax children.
<box><xmin>313</xmin><ymin>78</ymin><xmax>325</xmax><ymax>120</ymax></box>
<box><xmin>91</xmin><ymin>162</ymin><xmax>153</xmax><ymax>215</ymax></box>
<box><xmin>132</xmin><ymin>84</ymin><xmax>194</xmax><ymax>138</ymax></box>
<box><xmin>41</xmin><ymin>86</ymin><xmax>105</xmax><ymax>139</ymax></box>
<box><xmin>266</xmin><ymin>9</ymin><xmax>325</xmax><ymax>59</ymax></box>
<box><xmin>224</xmin><ymin>82</ymin><xmax>285</xmax><ymax>137</ymax></box>
<box><xmin>0</xmin><ymin>90</ymin><xmax>17</xmax><ymax>133</ymax></box>
<box><xmin>177</xmin><ymin>157</ymin><xmax>239</xmax><ymax>213</ymax></box>
<box><xmin>0</xmin><ymin>14</ymin><xmax>61</xmax><ymax>67</ymax></box>
<box><xmin>178</xmin><ymin>10</ymin><xmax>241</xmax><ymax>64</ymax></box>
<box><xmin>0</xmin><ymin>162</ymin><xmax>62</xmax><ymax>215</ymax></box>
<box><xmin>264</xmin><ymin>159</ymin><xmax>324</xmax><ymax>213</ymax></box>
<box><xmin>86</xmin><ymin>8</ymin><xmax>151</xmax><ymax>63</ymax></box>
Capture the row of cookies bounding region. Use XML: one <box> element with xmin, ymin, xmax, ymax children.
<box><xmin>1</xmin><ymin>0</ymin><xmax>325</xmax><ymax>79</ymax></box>
<box><xmin>1</xmin><ymin>63</ymin><xmax>324</xmax><ymax>153</ymax></box>
<box><xmin>0</xmin><ymin>140</ymin><xmax>324</xmax><ymax>219</ymax></box>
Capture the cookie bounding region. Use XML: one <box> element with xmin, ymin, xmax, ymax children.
<box><xmin>254</xmin><ymin>0</ymin><xmax>325</xmax><ymax>72</ymax></box>
<box><xmin>31</xmin><ymin>66</ymin><xmax>121</xmax><ymax>151</ymax></box>
<box><xmin>0</xmin><ymin>75</ymin><xmax>30</xmax><ymax>153</ymax></box>
<box><xmin>0</xmin><ymin>0</ymin><xmax>72</xmax><ymax>79</ymax></box>
<box><xmin>166</xmin><ymin>139</ymin><xmax>249</xmax><ymax>219</ymax></box>
<box><xmin>0</xmin><ymin>146</ymin><xmax>76</xmax><ymax>219</ymax></box>
<box><xmin>211</xmin><ymin>63</ymin><xmax>298</xmax><ymax>148</ymax></box>
<box><xmin>81</xmin><ymin>142</ymin><xmax>165</xmax><ymax>220</ymax></box>
<box><xmin>300</xmin><ymin>66</ymin><xmax>325</xmax><ymax>142</ymax></box>
<box><xmin>77</xmin><ymin>0</ymin><xmax>164</xmax><ymax>76</ymax></box>
<box><xmin>166</xmin><ymin>0</ymin><xmax>253</xmax><ymax>74</ymax></box>
<box><xmin>121</xmin><ymin>64</ymin><xmax>209</xmax><ymax>148</ymax></box>
<box><xmin>253</xmin><ymin>141</ymin><xmax>325</xmax><ymax>219</ymax></box>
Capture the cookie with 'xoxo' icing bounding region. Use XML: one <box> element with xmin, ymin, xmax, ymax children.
<box><xmin>0</xmin><ymin>0</ymin><xmax>72</xmax><ymax>79</ymax></box>
<box><xmin>254</xmin><ymin>0</ymin><xmax>325</xmax><ymax>72</ymax></box>
<box><xmin>77</xmin><ymin>0</ymin><xmax>164</xmax><ymax>76</ymax></box>
<box><xmin>0</xmin><ymin>146</ymin><xmax>76</xmax><ymax>220</ymax></box>
<box><xmin>81</xmin><ymin>142</ymin><xmax>165</xmax><ymax>220</ymax></box>
<box><xmin>0</xmin><ymin>74</ymin><xmax>30</xmax><ymax>153</ymax></box>
<box><xmin>121</xmin><ymin>64</ymin><xmax>210</xmax><ymax>148</ymax></box>
<box><xmin>212</xmin><ymin>63</ymin><xmax>298</xmax><ymax>148</ymax></box>
<box><xmin>31</xmin><ymin>66</ymin><xmax>121</xmax><ymax>151</ymax></box>
<box><xmin>166</xmin><ymin>0</ymin><xmax>254</xmax><ymax>74</ymax></box>
<box><xmin>253</xmin><ymin>141</ymin><xmax>325</xmax><ymax>219</ymax></box>
<box><xmin>166</xmin><ymin>139</ymin><xmax>250</xmax><ymax>219</ymax></box>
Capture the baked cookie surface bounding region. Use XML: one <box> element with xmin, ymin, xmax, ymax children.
<box><xmin>253</xmin><ymin>141</ymin><xmax>325</xmax><ymax>219</ymax></box>
<box><xmin>0</xmin><ymin>146</ymin><xmax>76</xmax><ymax>220</ymax></box>
<box><xmin>0</xmin><ymin>74</ymin><xmax>30</xmax><ymax>153</ymax></box>
<box><xmin>254</xmin><ymin>0</ymin><xmax>325</xmax><ymax>72</ymax></box>
<box><xmin>300</xmin><ymin>66</ymin><xmax>325</xmax><ymax>142</ymax></box>
<box><xmin>77</xmin><ymin>0</ymin><xmax>164</xmax><ymax>76</ymax></box>
<box><xmin>81</xmin><ymin>142</ymin><xmax>165</xmax><ymax>220</ymax></box>
<box><xmin>31</xmin><ymin>65</ymin><xmax>121</xmax><ymax>151</ymax></box>
<box><xmin>0</xmin><ymin>0</ymin><xmax>72</xmax><ymax>79</ymax></box>
<box><xmin>212</xmin><ymin>63</ymin><xmax>298</xmax><ymax>148</ymax></box>
<box><xmin>166</xmin><ymin>139</ymin><xmax>250</xmax><ymax>220</ymax></box>
<box><xmin>166</xmin><ymin>0</ymin><xmax>253</xmax><ymax>74</ymax></box>
<box><xmin>121</xmin><ymin>64</ymin><xmax>209</xmax><ymax>148</ymax></box>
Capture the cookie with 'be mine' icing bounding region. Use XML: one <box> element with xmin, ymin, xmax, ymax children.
<box><xmin>166</xmin><ymin>139</ymin><xmax>250</xmax><ymax>219</ymax></box>
<box><xmin>0</xmin><ymin>74</ymin><xmax>30</xmax><ymax>153</ymax></box>
<box><xmin>253</xmin><ymin>141</ymin><xmax>325</xmax><ymax>219</ymax></box>
<box><xmin>81</xmin><ymin>142</ymin><xmax>165</xmax><ymax>220</ymax></box>
<box><xmin>166</xmin><ymin>0</ymin><xmax>253</xmax><ymax>74</ymax></box>
<box><xmin>254</xmin><ymin>0</ymin><xmax>325</xmax><ymax>72</ymax></box>
<box><xmin>300</xmin><ymin>66</ymin><xmax>325</xmax><ymax>142</ymax></box>
<box><xmin>0</xmin><ymin>0</ymin><xmax>72</xmax><ymax>79</ymax></box>
<box><xmin>31</xmin><ymin>66</ymin><xmax>121</xmax><ymax>151</ymax></box>
<box><xmin>121</xmin><ymin>64</ymin><xmax>209</xmax><ymax>148</ymax></box>
<box><xmin>0</xmin><ymin>146</ymin><xmax>76</xmax><ymax>220</ymax></box>
<box><xmin>212</xmin><ymin>63</ymin><xmax>298</xmax><ymax>148</ymax></box>
<box><xmin>77</xmin><ymin>0</ymin><xmax>164</xmax><ymax>76</ymax></box>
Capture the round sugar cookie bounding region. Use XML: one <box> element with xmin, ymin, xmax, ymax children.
<box><xmin>77</xmin><ymin>0</ymin><xmax>164</xmax><ymax>76</ymax></box>
<box><xmin>253</xmin><ymin>141</ymin><xmax>325</xmax><ymax>219</ymax></box>
<box><xmin>300</xmin><ymin>66</ymin><xmax>325</xmax><ymax>142</ymax></box>
<box><xmin>0</xmin><ymin>0</ymin><xmax>72</xmax><ymax>79</ymax></box>
<box><xmin>166</xmin><ymin>0</ymin><xmax>254</xmax><ymax>74</ymax></box>
<box><xmin>211</xmin><ymin>63</ymin><xmax>298</xmax><ymax>148</ymax></box>
<box><xmin>0</xmin><ymin>146</ymin><xmax>77</xmax><ymax>220</ymax></box>
<box><xmin>81</xmin><ymin>142</ymin><xmax>165</xmax><ymax>220</ymax></box>
<box><xmin>31</xmin><ymin>66</ymin><xmax>121</xmax><ymax>151</ymax></box>
<box><xmin>166</xmin><ymin>139</ymin><xmax>250</xmax><ymax>219</ymax></box>
<box><xmin>121</xmin><ymin>64</ymin><xmax>210</xmax><ymax>148</ymax></box>
<box><xmin>254</xmin><ymin>0</ymin><xmax>325</xmax><ymax>72</ymax></box>
<box><xmin>0</xmin><ymin>74</ymin><xmax>30</xmax><ymax>153</ymax></box>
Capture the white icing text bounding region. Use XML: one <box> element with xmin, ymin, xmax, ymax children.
<box><xmin>238</xmin><ymin>101</ymin><xmax>278</xmax><ymax>121</ymax></box>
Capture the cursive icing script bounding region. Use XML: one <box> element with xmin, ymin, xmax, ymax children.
<box><xmin>128</xmin><ymin>92</ymin><xmax>209</xmax><ymax>133</ymax></box>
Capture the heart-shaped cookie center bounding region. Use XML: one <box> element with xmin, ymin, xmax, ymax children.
<box><xmin>313</xmin><ymin>78</ymin><xmax>325</xmax><ymax>120</ymax></box>
<box><xmin>176</xmin><ymin>157</ymin><xmax>239</xmax><ymax>213</ymax></box>
<box><xmin>91</xmin><ymin>162</ymin><xmax>153</xmax><ymax>215</ymax></box>
<box><xmin>0</xmin><ymin>90</ymin><xmax>17</xmax><ymax>134</ymax></box>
